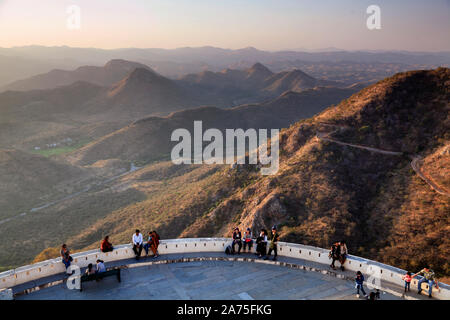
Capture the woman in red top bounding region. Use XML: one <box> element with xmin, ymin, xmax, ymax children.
<box><xmin>402</xmin><ymin>271</ymin><xmax>414</xmax><ymax>292</ymax></box>
<box><xmin>100</xmin><ymin>236</ymin><xmax>114</xmax><ymax>252</ymax></box>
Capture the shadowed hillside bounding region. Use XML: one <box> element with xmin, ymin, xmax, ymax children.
<box><xmin>65</xmin><ymin>86</ymin><xmax>357</xmax><ymax>165</ymax></box>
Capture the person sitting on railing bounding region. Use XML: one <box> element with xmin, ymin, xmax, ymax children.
<box><xmin>60</xmin><ymin>244</ymin><xmax>73</xmax><ymax>269</ymax></box>
<box><xmin>255</xmin><ymin>229</ymin><xmax>268</xmax><ymax>258</ymax></box>
<box><xmin>232</xmin><ymin>227</ymin><xmax>242</xmax><ymax>254</ymax></box>
<box><xmin>338</xmin><ymin>240</ymin><xmax>348</xmax><ymax>271</ymax></box>
<box><xmin>96</xmin><ymin>259</ymin><xmax>106</xmax><ymax>273</ymax></box>
<box><xmin>243</xmin><ymin>228</ymin><xmax>253</xmax><ymax>252</ymax></box>
<box><xmin>85</xmin><ymin>263</ymin><xmax>96</xmax><ymax>275</ymax></box>
<box><xmin>132</xmin><ymin>229</ymin><xmax>143</xmax><ymax>260</ymax></box>
<box><xmin>329</xmin><ymin>241</ymin><xmax>341</xmax><ymax>270</ymax></box>
<box><xmin>150</xmin><ymin>231</ymin><xmax>160</xmax><ymax>258</ymax></box>
<box><xmin>264</xmin><ymin>226</ymin><xmax>279</xmax><ymax>261</ymax></box>
<box><xmin>143</xmin><ymin>231</ymin><xmax>153</xmax><ymax>257</ymax></box>
<box><xmin>413</xmin><ymin>267</ymin><xmax>440</xmax><ymax>298</ymax></box>
<box><xmin>100</xmin><ymin>236</ymin><xmax>114</xmax><ymax>253</ymax></box>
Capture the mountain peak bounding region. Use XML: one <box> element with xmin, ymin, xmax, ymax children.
<box><xmin>108</xmin><ymin>67</ymin><xmax>175</xmax><ymax>98</ymax></box>
<box><xmin>248</xmin><ymin>62</ymin><xmax>273</xmax><ymax>74</ymax></box>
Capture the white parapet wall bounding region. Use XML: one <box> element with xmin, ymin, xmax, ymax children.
<box><xmin>0</xmin><ymin>238</ymin><xmax>448</xmax><ymax>300</ymax></box>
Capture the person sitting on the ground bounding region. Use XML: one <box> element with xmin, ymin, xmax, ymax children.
<box><xmin>132</xmin><ymin>229</ymin><xmax>143</xmax><ymax>260</ymax></box>
<box><xmin>85</xmin><ymin>263</ymin><xmax>96</xmax><ymax>275</ymax></box>
<box><xmin>264</xmin><ymin>226</ymin><xmax>280</xmax><ymax>261</ymax></box>
<box><xmin>329</xmin><ymin>241</ymin><xmax>341</xmax><ymax>270</ymax></box>
<box><xmin>355</xmin><ymin>271</ymin><xmax>368</xmax><ymax>298</ymax></box>
<box><xmin>100</xmin><ymin>236</ymin><xmax>114</xmax><ymax>253</ymax></box>
<box><xmin>413</xmin><ymin>267</ymin><xmax>439</xmax><ymax>298</ymax></box>
<box><xmin>243</xmin><ymin>228</ymin><xmax>253</xmax><ymax>252</ymax></box>
<box><xmin>232</xmin><ymin>227</ymin><xmax>242</xmax><ymax>254</ymax></box>
<box><xmin>255</xmin><ymin>229</ymin><xmax>268</xmax><ymax>258</ymax></box>
<box><xmin>60</xmin><ymin>244</ymin><xmax>72</xmax><ymax>269</ymax></box>
<box><xmin>150</xmin><ymin>231</ymin><xmax>160</xmax><ymax>258</ymax></box>
<box><xmin>143</xmin><ymin>231</ymin><xmax>153</xmax><ymax>257</ymax></box>
<box><xmin>96</xmin><ymin>259</ymin><xmax>106</xmax><ymax>273</ymax></box>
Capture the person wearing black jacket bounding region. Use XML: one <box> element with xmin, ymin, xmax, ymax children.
<box><xmin>232</xmin><ymin>228</ymin><xmax>242</xmax><ymax>254</ymax></box>
<box><xmin>264</xmin><ymin>226</ymin><xmax>280</xmax><ymax>261</ymax></box>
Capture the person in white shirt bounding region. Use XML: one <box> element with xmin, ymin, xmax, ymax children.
<box><xmin>132</xmin><ymin>229</ymin><xmax>143</xmax><ymax>260</ymax></box>
<box><xmin>96</xmin><ymin>259</ymin><xmax>106</xmax><ymax>273</ymax></box>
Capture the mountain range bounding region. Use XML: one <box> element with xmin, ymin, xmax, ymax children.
<box><xmin>0</xmin><ymin>45</ymin><xmax>449</xmax><ymax>85</ymax></box>
<box><xmin>0</xmin><ymin>60</ymin><xmax>351</xmax><ymax>152</ymax></box>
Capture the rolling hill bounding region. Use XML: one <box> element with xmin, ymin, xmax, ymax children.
<box><xmin>0</xmin><ymin>59</ymin><xmax>153</xmax><ymax>92</ymax></box>
<box><xmin>65</xmin><ymin>86</ymin><xmax>357</xmax><ymax>165</ymax></box>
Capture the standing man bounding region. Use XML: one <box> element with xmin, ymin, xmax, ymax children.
<box><xmin>264</xmin><ymin>226</ymin><xmax>280</xmax><ymax>261</ymax></box>
<box><xmin>232</xmin><ymin>228</ymin><xmax>242</xmax><ymax>254</ymax></box>
<box><xmin>132</xmin><ymin>229</ymin><xmax>143</xmax><ymax>260</ymax></box>
<box><xmin>413</xmin><ymin>267</ymin><xmax>439</xmax><ymax>298</ymax></box>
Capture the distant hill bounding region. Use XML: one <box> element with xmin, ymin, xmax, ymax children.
<box><xmin>0</xmin><ymin>62</ymin><xmax>351</xmax><ymax>152</ymax></box>
<box><xmin>180</xmin><ymin>63</ymin><xmax>340</xmax><ymax>92</ymax></box>
<box><xmin>0</xmin><ymin>59</ymin><xmax>153</xmax><ymax>92</ymax></box>
<box><xmin>65</xmin><ymin>86</ymin><xmax>357</xmax><ymax>165</ymax></box>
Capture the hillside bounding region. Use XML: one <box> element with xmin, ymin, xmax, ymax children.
<box><xmin>0</xmin><ymin>149</ymin><xmax>89</xmax><ymax>218</ymax></box>
<box><xmin>65</xmin><ymin>86</ymin><xmax>357</xmax><ymax>165</ymax></box>
<box><xmin>42</xmin><ymin>68</ymin><xmax>449</xmax><ymax>279</ymax></box>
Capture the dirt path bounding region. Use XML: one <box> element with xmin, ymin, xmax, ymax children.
<box><xmin>315</xmin><ymin>124</ymin><xmax>449</xmax><ymax>197</ymax></box>
<box><xmin>410</xmin><ymin>156</ymin><xmax>450</xmax><ymax>197</ymax></box>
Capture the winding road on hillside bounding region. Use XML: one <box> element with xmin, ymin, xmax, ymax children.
<box><xmin>315</xmin><ymin>123</ymin><xmax>449</xmax><ymax>197</ymax></box>
<box><xmin>410</xmin><ymin>156</ymin><xmax>450</xmax><ymax>197</ymax></box>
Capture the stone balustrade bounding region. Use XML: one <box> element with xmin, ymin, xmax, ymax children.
<box><xmin>0</xmin><ymin>238</ymin><xmax>448</xmax><ymax>300</ymax></box>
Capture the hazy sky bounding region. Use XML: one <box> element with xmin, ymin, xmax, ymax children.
<box><xmin>1</xmin><ymin>0</ymin><xmax>449</xmax><ymax>51</ymax></box>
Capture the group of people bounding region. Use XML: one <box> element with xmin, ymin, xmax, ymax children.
<box><xmin>230</xmin><ymin>226</ymin><xmax>280</xmax><ymax>261</ymax></box>
<box><xmin>132</xmin><ymin>229</ymin><xmax>160</xmax><ymax>260</ymax></box>
<box><xmin>402</xmin><ymin>268</ymin><xmax>440</xmax><ymax>298</ymax></box>
<box><xmin>59</xmin><ymin>229</ymin><xmax>161</xmax><ymax>271</ymax></box>
<box><xmin>61</xmin><ymin>229</ymin><xmax>441</xmax><ymax>299</ymax></box>
<box><xmin>327</xmin><ymin>241</ymin><xmax>440</xmax><ymax>299</ymax></box>
<box><xmin>85</xmin><ymin>259</ymin><xmax>106</xmax><ymax>275</ymax></box>
<box><xmin>328</xmin><ymin>241</ymin><xmax>348</xmax><ymax>271</ymax></box>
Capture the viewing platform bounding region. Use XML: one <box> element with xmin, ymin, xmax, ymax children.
<box><xmin>1</xmin><ymin>238</ymin><xmax>448</xmax><ymax>300</ymax></box>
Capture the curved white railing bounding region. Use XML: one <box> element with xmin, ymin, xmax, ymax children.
<box><xmin>0</xmin><ymin>238</ymin><xmax>448</xmax><ymax>300</ymax></box>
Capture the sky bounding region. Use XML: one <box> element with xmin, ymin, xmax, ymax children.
<box><xmin>0</xmin><ymin>0</ymin><xmax>449</xmax><ymax>51</ymax></box>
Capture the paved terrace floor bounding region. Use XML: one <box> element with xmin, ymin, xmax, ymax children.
<box><xmin>14</xmin><ymin>252</ymin><xmax>431</xmax><ymax>300</ymax></box>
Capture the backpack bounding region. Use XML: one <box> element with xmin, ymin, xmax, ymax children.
<box><xmin>225</xmin><ymin>244</ymin><xmax>233</xmax><ymax>255</ymax></box>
